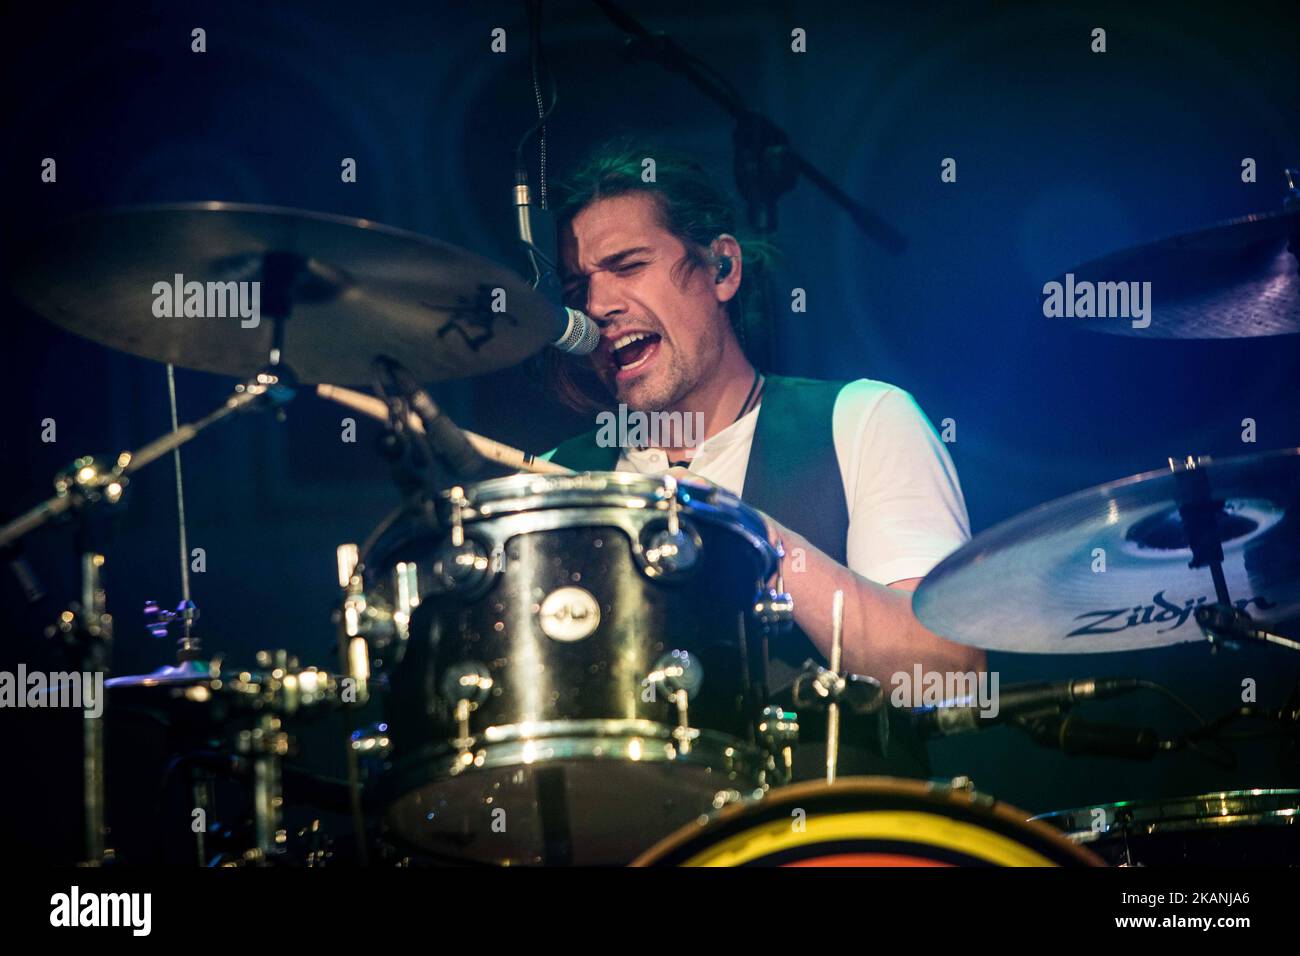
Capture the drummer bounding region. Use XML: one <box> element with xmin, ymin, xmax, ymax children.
<box><xmin>544</xmin><ymin>140</ymin><xmax>984</xmax><ymax>775</ymax></box>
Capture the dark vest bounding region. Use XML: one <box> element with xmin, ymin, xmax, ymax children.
<box><xmin>550</xmin><ymin>375</ymin><xmax>848</xmax><ymax>557</ymax></box>
<box><xmin>549</xmin><ymin>374</ymin><xmax>929</xmax><ymax>778</ymax></box>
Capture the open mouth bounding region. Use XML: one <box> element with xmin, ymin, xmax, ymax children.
<box><xmin>609</xmin><ymin>331</ymin><xmax>661</xmax><ymax>379</ymax></box>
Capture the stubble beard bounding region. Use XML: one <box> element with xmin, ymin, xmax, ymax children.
<box><xmin>619</xmin><ymin>354</ymin><xmax>689</xmax><ymax>414</ymax></box>
<box><xmin>607</xmin><ymin>313</ymin><xmax>729</xmax><ymax>415</ymax></box>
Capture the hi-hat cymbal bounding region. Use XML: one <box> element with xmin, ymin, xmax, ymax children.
<box><xmin>10</xmin><ymin>202</ymin><xmax>556</xmax><ymax>384</ymax></box>
<box><xmin>1049</xmin><ymin>210</ymin><xmax>1300</xmax><ymax>338</ymax></box>
<box><xmin>105</xmin><ymin>660</ymin><xmax>214</xmax><ymax>690</ymax></box>
<box><xmin>104</xmin><ymin>658</ymin><xmax>335</xmax><ymax>719</ymax></box>
<box><xmin>913</xmin><ymin>448</ymin><xmax>1300</xmax><ymax>654</ymax></box>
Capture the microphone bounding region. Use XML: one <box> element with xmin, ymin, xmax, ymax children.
<box><xmin>406</xmin><ymin>390</ymin><xmax>485</xmax><ymax>480</ymax></box>
<box><xmin>911</xmin><ymin>677</ymin><xmax>1144</xmax><ymax>738</ymax></box>
<box><xmin>1015</xmin><ymin>713</ymin><xmax>1161</xmax><ymax>759</ymax></box>
<box><xmin>551</xmin><ymin>300</ymin><xmax>600</xmax><ymax>354</ymax></box>
<box><xmin>514</xmin><ymin>178</ymin><xmax>600</xmax><ymax>355</ymax></box>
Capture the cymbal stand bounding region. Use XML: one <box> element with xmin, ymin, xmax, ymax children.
<box><xmin>42</xmin><ymin>490</ymin><xmax>116</xmax><ymax>866</ymax></box>
<box><xmin>0</xmin><ymin>367</ymin><xmax>296</xmax><ymax>866</ymax></box>
<box><xmin>1170</xmin><ymin>455</ymin><xmax>1300</xmax><ymax>655</ymax></box>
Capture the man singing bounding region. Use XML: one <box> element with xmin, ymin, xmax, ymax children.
<box><xmin>544</xmin><ymin>141</ymin><xmax>983</xmax><ymax>777</ymax></box>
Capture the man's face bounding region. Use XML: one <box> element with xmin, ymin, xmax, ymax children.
<box><xmin>561</xmin><ymin>193</ymin><xmax>728</xmax><ymax>412</ymax></box>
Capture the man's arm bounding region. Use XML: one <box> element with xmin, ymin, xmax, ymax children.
<box><xmin>676</xmin><ymin>381</ymin><xmax>984</xmax><ymax>685</ymax></box>
<box><xmin>767</xmin><ymin>516</ymin><xmax>986</xmax><ymax>686</ymax></box>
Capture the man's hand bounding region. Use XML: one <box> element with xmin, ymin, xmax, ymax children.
<box><xmin>663</xmin><ymin>466</ymin><xmax>984</xmax><ymax>683</ymax></box>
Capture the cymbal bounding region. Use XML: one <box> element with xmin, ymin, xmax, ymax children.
<box><xmin>105</xmin><ymin>658</ymin><xmax>335</xmax><ymax>718</ymax></box>
<box><xmin>913</xmin><ymin>448</ymin><xmax>1300</xmax><ymax>654</ymax></box>
<box><xmin>10</xmin><ymin>202</ymin><xmax>556</xmax><ymax>384</ymax></box>
<box><xmin>103</xmin><ymin>660</ymin><xmax>226</xmax><ymax>718</ymax></box>
<box><xmin>1049</xmin><ymin>210</ymin><xmax>1300</xmax><ymax>338</ymax></box>
<box><xmin>105</xmin><ymin>660</ymin><xmax>214</xmax><ymax>690</ymax></box>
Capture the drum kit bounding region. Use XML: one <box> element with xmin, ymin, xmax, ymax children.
<box><xmin>4</xmin><ymin>182</ymin><xmax>1300</xmax><ymax>867</ymax></box>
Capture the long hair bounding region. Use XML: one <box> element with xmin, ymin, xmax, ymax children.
<box><xmin>544</xmin><ymin>138</ymin><xmax>775</xmax><ymax>413</ymax></box>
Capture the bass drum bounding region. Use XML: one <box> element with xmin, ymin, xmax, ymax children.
<box><xmin>1033</xmin><ymin>790</ymin><xmax>1300</xmax><ymax>865</ymax></box>
<box><xmin>632</xmin><ymin>777</ymin><xmax>1103</xmax><ymax>866</ymax></box>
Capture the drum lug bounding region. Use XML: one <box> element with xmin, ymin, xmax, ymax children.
<box><xmin>448</xmin><ymin>485</ymin><xmax>468</xmax><ymax>547</ymax></box>
<box><xmin>634</xmin><ymin>478</ymin><xmax>702</xmax><ymax>580</ymax></box>
<box><xmin>937</xmin><ymin>778</ymin><xmax>995</xmax><ymax>810</ymax></box>
<box><xmin>391</xmin><ymin>561</ymin><xmax>419</xmax><ymax>646</ymax></box>
<box><xmin>440</xmin><ymin>662</ymin><xmax>494</xmax><ymax>756</ymax></box>
<box><xmin>335</xmin><ymin>543</ymin><xmax>402</xmax><ymax>689</ymax></box>
<box><xmin>757</xmin><ymin>705</ymin><xmax>799</xmax><ymax>784</ymax></box>
<box><xmin>753</xmin><ymin>536</ymin><xmax>795</xmax><ymax>630</ymax></box>
<box><xmin>948</xmin><ymin>775</ymin><xmax>976</xmax><ymax>793</ymax></box>
<box><xmin>637</xmin><ymin>518</ymin><xmax>702</xmax><ymax>580</ymax></box>
<box><xmin>648</xmin><ymin>650</ymin><xmax>703</xmax><ymax>753</ymax></box>
<box><xmin>752</xmin><ymin>588</ymin><xmax>794</xmax><ymax>631</ymax></box>
<box><xmin>429</xmin><ymin>538</ymin><xmax>493</xmax><ymax>597</ymax></box>
<box><xmin>665</xmin><ymin>477</ymin><xmax>682</xmax><ymax>538</ymax></box>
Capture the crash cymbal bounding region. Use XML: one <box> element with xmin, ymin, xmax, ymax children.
<box><xmin>913</xmin><ymin>448</ymin><xmax>1300</xmax><ymax>653</ymax></box>
<box><xmin>1048</xmin><ymin>210</ymin><xmax>1300</xmax><ymax>338</ymax></box>
<box><xmin>10</xmin><ymin>202</ymin><xmax>555</xmax><ymax>384</ymax></box>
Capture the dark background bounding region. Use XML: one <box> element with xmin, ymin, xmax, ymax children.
<box><xmin>2</xmin><ymin>0</ymin><xmax>1298</xmax><ymax>862</ymax></box>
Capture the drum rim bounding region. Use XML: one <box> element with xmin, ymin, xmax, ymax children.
<box><xmin>378</xmin><ymin>721</ymin><xmax>768</xmax><ymax>802</ymax></box>
<box><xmin>365</xmin><ymin>471</ymin><xmax>780</xmax><ymax>582</ymax></box>
<box><xmin>448</xmin><ymin>470</ymin><xmax>712</xmax><ymax>507</ymax></box>
<box><xmin>631</xmin><ymin>776</ymin><xmax>1103</xmax><ymax>867</ymax></box>
<box><xmin>443</xmin><ymin>471</ymin><xmax>767</xmax><ymax>536</ymax></box>
<box><xmin>1032</xmin><ymin>788</ymin><xmax>1300</xmax><ymax>837</ymax></box>
<box><xmin>379</xmin><ymin>725</ymin><xmax>771</xmax><ymax>851</ymax></box>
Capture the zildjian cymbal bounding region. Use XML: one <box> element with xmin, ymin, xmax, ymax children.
<box><xmin>9</xmin><ymin>202</ymin><xmax>556</xmax><ymax>384</ymax></box>
<box><xmin>913</xmin><ymin>448</ymin><xmax>1300</xmax><ymax>653</ymax></box>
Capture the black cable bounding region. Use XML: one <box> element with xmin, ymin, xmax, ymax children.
<box><xmin>1136</xmin><ymin>678</ymin><xmax>1207</xmax><ymax>726</ymax></box>
<box><xmin>513</xmin><ymin>0</ymin><xmax>559</xmax><ymax>194</ymax></box>
<box><xmin>531</xmin><ymin>0</ymin><xmax>551</xmax><ymax>207</ymax></box>
<box><xmin>1134</xmin><ymin>679</ymin><xmax>1238</xmax><ymax>767</ymax></box>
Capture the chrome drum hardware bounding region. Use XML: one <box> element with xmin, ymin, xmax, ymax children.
<box><xmin>367</xmin><ymin>472</ymin><xmax>785</xmax><ymax>864</ymax></box>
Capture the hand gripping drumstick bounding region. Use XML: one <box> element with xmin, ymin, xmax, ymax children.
<box><xmin>316</xmin><ymin>383</ymin><xmax>572</xmax><ymax>475</ymax></box>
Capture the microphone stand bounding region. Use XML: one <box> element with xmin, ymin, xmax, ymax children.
<box><xmin>591</xmin><ymin>0</ymin><xmax>907</xmax><ymax>371</ymax></box>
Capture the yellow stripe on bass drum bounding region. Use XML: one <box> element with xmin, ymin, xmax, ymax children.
<box><xmin>680</xmin><ymin>810</ymin><xmax>1061</xmax><ymax>867</ymax></box>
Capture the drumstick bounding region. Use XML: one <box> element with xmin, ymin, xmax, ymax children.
<box><xmin>316</xmin><ymin>383</ymin><xmax>572</xmax><ymax>475</ymax></box>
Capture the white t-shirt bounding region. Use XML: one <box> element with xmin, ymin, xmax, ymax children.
<box><xmin>571</xmin><ymin>379</ymin><xmax>971</xmax><ymax>586</ymax></box>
